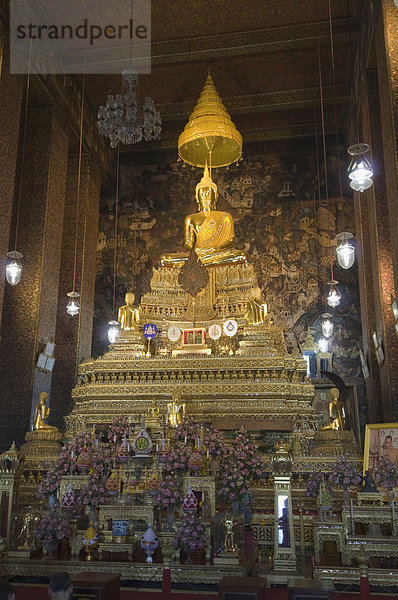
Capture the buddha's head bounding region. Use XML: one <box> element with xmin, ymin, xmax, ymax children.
<box><xmin>330</xmin><ymin>387</ymin><xmax>339</xmax><ymax>401</ymax></box>
<box><xmin>125</xmin><ymin>292</ymin><xmax>135</xmax><ymax>305</ymax></box>
<box><xmin>251</xmin><ymin>286</ymin><xmax>262</xmax><ymax>300</ymax></box>
<box><xmin>195</xmin><ymin>166</ymin><xmax>217</xmax><ymax>215</ymax></box>
<box><xmin>39</xmin><ymin>392</ymin><xmax>48</xmax><ymax>403</ymax></box>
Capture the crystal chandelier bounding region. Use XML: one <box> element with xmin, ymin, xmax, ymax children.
<box><xmin>336</xmin><ymin>232</ymin><xmax>355</xmax><ymax>269</ymax></box>
<box><xmin>321</xmin><ymin>313</ymin><xmax>334</xmax><ymax>338</ymax></box>
<box><xmin>327</xmin><ymin>280</ymin><xmax>341</xmax><ymax>308</ymax></box>
<box><xmin>347</xmin><ymin>143</ymin><xmax>373</xmax><ymax>192</ymax></box>
<box><xmin>97</xmin><ymin>69</ymin><xmax>161</xmax><ymax>148</ymax></box>
<box><xmin>5</xmin><ymin>251</ymin><xmax>23</xmax><ymax>286</ymax></box>
<box><xmin>108</xmin><ymin>320</ymin><xmax>121</xmax><ymax>344</ymax></box>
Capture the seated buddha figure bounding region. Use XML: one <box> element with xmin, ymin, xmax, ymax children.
<box><xmin>161</xmin><ymin>166</ymin><xmax>246</xmax><ymax>267</ymax></box>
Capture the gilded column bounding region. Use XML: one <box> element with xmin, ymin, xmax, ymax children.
<box><xmin>376</xmin><ymin>1</ymin><xmax>398</xmax><ymax>295</ymax></box>
<box><xmin>0</xmin><ymin>105</ymin><xmax>69</xmax><ymax>449</ymax></box>
<box><xmin>354</xmin><ymin>174</ymin><xmax>382</xmax><ymax>423</ymax></box>
<box><xmin>0</xmin><ymin>27</ymin><xmax>23</xmax><ymax>330</ymax></box>
<box><xmin>51</xmin><ymin>155</ymin><xmax>101</xmax><ymax>429</ymax></box>
<box><xmin>358</xmin><ymin>67</ymin><xmax>398</xmax><ymax>422</ymax></box>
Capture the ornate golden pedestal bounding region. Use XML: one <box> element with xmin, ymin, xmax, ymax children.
<box><xmin>19</xmin><ymin>429</ymin><xmax>63</xmax><ymax>505</ymax></box>
<box><xmin>310</xmin><ymin>430</ymin><xmax>361</xmax><ymax>458</ymax></box>
<box><xmin>21</xmin><ymin>429</ymin><xmax>63</xmax><ymax>469</ymax></box>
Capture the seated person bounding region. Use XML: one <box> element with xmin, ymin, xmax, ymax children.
<box><xmin>48</xmin><ymin>571</ymin><xmax>73</xmax><ymax>600</ymax></box>
<box><xmin>0</xmin><ymin>580</ymin><xmax>15</xmax><ymax>600</ymax></box>
<box><xmin>161</xmin><ymin>166</ymin><xmax>246</xmax><ymax>267</ymax></box>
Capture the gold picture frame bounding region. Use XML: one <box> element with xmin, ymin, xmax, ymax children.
<box><xmin>363</xmin><ymin>422</ymin><xmax>398</xmax><ymax>495</ymax></box>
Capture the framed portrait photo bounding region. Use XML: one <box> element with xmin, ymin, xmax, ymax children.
<box><xmin>363</xmin><ymin>422</ymin><xmax>398</xmax><ymax>496</ymax></box>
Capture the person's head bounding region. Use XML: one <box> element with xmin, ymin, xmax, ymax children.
<box><xmin>48</xmin><ymin>572</ymin><xmax>72</xmax><ymax>600</ymax></box>
<box><xmin>384</xmin><ymin>435</ymin><xmax>393</xmax><ymax>449</ymax></box>
<box><xmin>0</xmin><ymin>579</ymin><xmax>15</xmax><ymax>600</ymax></box>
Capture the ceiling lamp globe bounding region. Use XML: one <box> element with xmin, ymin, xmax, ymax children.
<box><xmin>5</xmin><ymin>250</ymin><xmax>23</xmax><ymax>286</ymax></box>
<box><xmin>347</xmin><ymin>143</ymin><xmax>373</xmax><ymax>192</ymax></box>
<box><xmin>327</xmin><ymin>280</ymin><xmax>341</xmax><ymax>308</ymax></box>
<box><xmin>108</xmin><ymin>320</ymin><xmax>121</xmax><ymax>344</ymax></box>
<box><xmin>66</xmin><ymin>291</ymin><xmax>80</xmax><ymax>316</ymax></box>
<box><xmin>321</xmin><ymin>313</ymin><xmax>334</xmax><ymax>338</ymax></box>
<box><xmin>318</xmin><ymin>337</ymin><xmax>329</xmax><ymax>353</ymax></box>
<box><xmin>336</xmin><ymin>232</ymin><xmax>355</xmax><ymax>269</ymax></box>
<box><xmin>350</xmin><ymin>177</ymin><xmax>373</xmax><ymax>192</ymax></box>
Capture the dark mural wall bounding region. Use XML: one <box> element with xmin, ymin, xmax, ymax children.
<box><xmin>94</xmin><ymin>137</ymin><xmax>366</xmax><ymax>422</ymax></box>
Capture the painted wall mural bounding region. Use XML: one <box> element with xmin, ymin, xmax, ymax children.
<box><xmin>94</xmin><ymin>137</ymin><xmax>366</xmax><ymax>425</ymax></box>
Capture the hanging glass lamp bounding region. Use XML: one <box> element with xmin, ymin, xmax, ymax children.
<box><xmin>5</xmin><ymin>250</ymin><xmax>23</xmax><ymax>286</ymax></box>
<box><xmin>321</xmin><ymin>313</ymin><xmax>333</xmax><ymax>338</ymax></box>
<box><xmin>336</xmin><ymin>232</ymin><xmax>355</xmax><ymax>269</ymax></box>
<box><xmin>318</xmin><ymin>337</ymin><xmax>329</xmax><ymax>353</ymax></box>
<box><xmin>327</xmin><ymin>280</ymin><xmax>341</xmax><ymax>308</ymax></box>
<box><xmin>108</xmin><ymin>320</ymin><xmax>121</xmax><ymax>344</ymax></box>
<box><xmin>66</xmin><ymin>291</ymin><xmax>80</xmax><ymax>316</ymax></box>
<box><xmin>347</xmin><ymin>143</ymin><xmax>373</xmax><ymax>192</ymax></box>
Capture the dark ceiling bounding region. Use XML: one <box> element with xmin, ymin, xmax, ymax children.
<box><xmin>85</xmin><ymin>0</ymin><xmax>362</xmax><ymax>153</ymax></box>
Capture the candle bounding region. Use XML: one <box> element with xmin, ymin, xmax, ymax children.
<box><xmin>114</xmin><ymin>434</ymin><xmax>117</xmax><ymax>443</ymax></box>
<box><xmin>184</xmin><ymin>436</ymin><xmax>187</xmax><ymax>444</ymax></box>
<box><xmin>118</xmin><ymin>465</ymin><xmax>122</xmax><ymax>491</ymax></box>
<box><xmin>206</xmin><ymin>450</ymin><xmax>209</xmax><ymax>459</ymax></box>
<box><xmin>95</xmin><ymin>438</ymin><xmax>99</xmax><ymax>447</ymax></box>
<box><xmin>71</xmin><ymin>451</ymin><xmax>74</xmax><ymax>460</ymax></box>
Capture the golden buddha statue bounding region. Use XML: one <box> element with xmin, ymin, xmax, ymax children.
<box><xmin>167</xmin><ymin>389</ymin><xmax>186</xmax><ymax>428</ymax></box>
<box><xmin>320</xmin><ymin>387</ymin><xmax>347</xmax><ymax>431</ymax></box>
<box><xmin>146</xmin><ymin>397</ymin><xmax>162</xmax><ymax>434</ymax></box>
<box><xmin>118</xmin><ymin>292</ymin><xmax>140</xmax><ymax>331</ymax></box>
<box><xmin>244</xmin><ymin>286</ymin><xmax>268</xmax><ymax>325</ymax></box>
<box><xmin>33</xmin><ymin>392</ymin><xmax>58</xmax><ymax>431</ymax></box>
<box><xmin>161</xmin><ymin>166</ymin><xmax>246</xmax><ymax>268</ymax></box>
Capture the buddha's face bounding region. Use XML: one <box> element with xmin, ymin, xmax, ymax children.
<box><xmin>125</xmin><ymin>292</ymin><xmax>135</xmax><ymax>305</ymax></box>
<box><xmin>198</xmin><ymin>187</ymin><xmax>215</xmax><ymax>214</ymax></box>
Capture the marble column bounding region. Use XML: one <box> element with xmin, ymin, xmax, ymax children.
<box><xmin>51</xmin><ymin>155</ymin><xmax>101</xmax><ymax>429</ymax></box>
<box><xmin>0</xmin><ymin>105</ymin><xmax>69</xmax><ymax>449</ymax></box>
<box><xmin>0</xmin><ymin>28</ymin><xmax>23</xmax><ymax>331</ymax></box>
